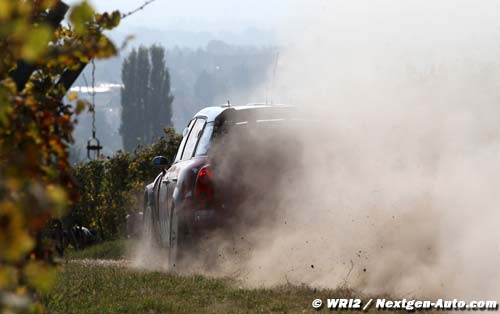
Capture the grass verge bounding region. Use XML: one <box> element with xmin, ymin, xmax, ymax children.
<box><xmin>42</xmin><ymin>263</ymin><xmax>424</xmax><ymax>314</ymax></box>
<box><xmin>65</xmin><ymin>239</ymin><xmax>129</xmax><ymax>260</ymax></box>
<box><xmin>48</xmin><ymin>241</ymin><xmax>429</xmax><ymax>313</ymax></box>
<box><xmin>43</xmin><ymin>263</ymin><xmax>360</xmax><ymax>314</ymax></box>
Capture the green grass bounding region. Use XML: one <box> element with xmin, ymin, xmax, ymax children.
<box><xmin>65</xmin><ymin>239</ymin><xmax>129</xmax><ymax>260</ymax></box>
<box><xmin>43</xmin><ymin>263</ymin><xmax>362</xmax><ymax>314</ymax></box>
<box><xmin>47</xmin><ymin>241</ymin><xmax>426</xmax><ymax>313</ymax></box>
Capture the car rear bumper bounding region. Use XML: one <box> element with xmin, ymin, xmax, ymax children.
<box><xmin>182</xmin><ymin>207</ymin><xmax>223</xmax><ymax>235</ymax></box>
<box><xmin>193</xmin><ymin>209</ymin><xmax>217</xmax><ymax>223</ymax></box>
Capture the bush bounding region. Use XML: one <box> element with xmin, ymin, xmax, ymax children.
<box><xmin>69</xmin><ymin>128</ymin><xmax>181</xmax><ymax>240</ymax></box>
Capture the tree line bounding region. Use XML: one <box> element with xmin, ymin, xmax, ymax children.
<box><xmin>120</xmin><ymin>45</ymin><xmax>174</xmax><ymax>152</ymax></box>
<box><xmin>70</xmin><ymin>40</ymin><xmax>277</xmax><ymax>158</ymax></box>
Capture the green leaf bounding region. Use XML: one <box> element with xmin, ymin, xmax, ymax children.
<box><xmin>75</xmin><ymin>99</ymin><xmax>89</xmax><ymax>114</ymax></box>
<box><xmin>109</xmin><ymin>11</ymin><xmax>121</xmax><ymax>29</ymax></box>
<box><xmin>21</xmin><ymin>25</ymin><xmax>52</xmax><ymax>62</ymax></box>
<box><xmin>70</xmin><ymin>1</ymin><xmax>95</xmax><ymax>34</ymax></box>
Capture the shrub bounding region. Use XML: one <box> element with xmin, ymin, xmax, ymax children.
<box><xmin>69</xmin><ymin>128</ymin><xmax>181</xmax><ymax>240</ymax></box>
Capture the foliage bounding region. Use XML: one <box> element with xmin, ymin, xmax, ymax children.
<box><xmin>120</xmin><ymin>45</ymin><xmax>174</xmax><ymax>152</ymax></box>
<box><xmin>0</xmin><ymin>0</ymin><xmax>120</xmax><ymax>312</ymax></box>
<box><xmin>71</xmin><ymin>128</ymin><xmax>181</xmax><ymax>240</ymax></box>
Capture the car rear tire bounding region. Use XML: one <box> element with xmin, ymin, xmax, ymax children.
<box><xmin>167</xmin><ymin>206</ymin><xmax>194</xmax><ymax>271</ymax></box>
<box><xmin>143</xmin><ymin>204</ymin><xmax>157</xmax><ymax>248</ymax></box>
<box><xmin>167</xmin><ymin>205</ymin><xmax>179</xmax><ymax>270</ymax></box>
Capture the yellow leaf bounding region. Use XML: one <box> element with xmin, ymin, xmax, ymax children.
<box><xmin>41</xmin><ymin>0</ymin><xmax>57</xmax><ymax>10</ymax></box>
<box><xmin>70</xmin><ymin>1</ymin><xmax>95</xmax><ymax>34</ymax></box>
<box><xmin>46</xmin><ymin>184</ymin><xmax>68</xmax><ymax>218</ymax></box>
<box><xmin>68</xmin><ymin>92</ymin><xmax>78</xmax><ymax>101</ymax></box>
<box><xmin>24</xmin><ymin>262</ymin><xmax>57</xmax><ymax>293</ymax></box>
<box><xmin>16</xmin><ymin>286</ymin><xmax>27</xmax><ymax>296</ymax></box>
<box><xmin>21</xmin><ymin>25</ymin><xmax>52</xmax><ymax>62</ymax></box>
<box><xmin>76</xmin><ymin>99</ymin><xmax>89</xmax><ymax>114</ymax></box>
<box><xmin>110</xmin><ymin>10</ymin><xmax>121</xmax><ymax>28</ymax></box>
<box><xmin>6</xmin><ymin>231</ymin><xmax>35</xmax><ymax>262</ymax></box>
<box><xmin>0</xmin><ymin>0</ymin><xmax>12</xmax><ymax>20</ymax></box>
<box><xmin>0</xmin><ymin>266</ymin><xmax>17</xmax><ymax>289</ymax></box>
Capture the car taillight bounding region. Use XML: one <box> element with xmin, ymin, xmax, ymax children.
<box><xmin>194</xmin><ymin>165</ymin><xmax>213</xmax><ymax>203</ymax></box>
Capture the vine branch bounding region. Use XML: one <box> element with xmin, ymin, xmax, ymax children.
<box><xmin>122</xmin><ymin>0</ymin><xmax>158</xmax><ymax>19</ymax></box>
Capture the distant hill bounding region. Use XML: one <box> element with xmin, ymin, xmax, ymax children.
<box><xmin>70</xmin><ymin>40</ymin><xmax>278</xmax><ymax>160</ymax></box>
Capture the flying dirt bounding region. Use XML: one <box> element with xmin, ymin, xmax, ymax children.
<box><xmin>135</xmin><ymin>0</ymin><xmax>500</xmax><ymax>300</ymax></box>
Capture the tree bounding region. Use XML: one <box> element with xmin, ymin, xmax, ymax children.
<box><xmin>120</xmin><ymin>49</ymin><xmax>139</xmax><ymax>151</ymax></box>
<box><xmin>0</xmin><ymin>1</ymin><xmax>120</xmax><ymax>312</ymax></box>
<box><xmin>120</xmin><ymin>45</ymin><xmax>174</xmax><ymax>152</ymax></box>
<box><xmin>148</xmin><ymin>45</ymin><xmax>174</xmax><ymax>143</ymax></box>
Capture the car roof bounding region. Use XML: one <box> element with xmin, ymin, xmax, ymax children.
<box><xmin>193</xmin><ymin>104</ymin><xmax>295</xmax><ymax>122</ymax></box>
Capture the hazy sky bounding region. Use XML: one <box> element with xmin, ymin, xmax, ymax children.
<box><xmin>66</xmin><ymin>0</ymin><xmax>297</xmax><ymax>32</ymax></box>
<box><xmin>63</xmin><ymin>1</ymin><xmax>500</xmax><ymax>50</ymax></box>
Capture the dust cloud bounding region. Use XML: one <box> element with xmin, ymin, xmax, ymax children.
<box><xmin>137</xmin><ymin>0</ymin><xmax>500</xmax><ymax>300</ymax></box>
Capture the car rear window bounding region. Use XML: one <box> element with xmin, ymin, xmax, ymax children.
<box><xmin>174</xmin><ymin>119</ymin><xmax>195</xmax><ymax>162</ymax></box>
<box><xmin>181</xmin><ymin>118</ymin><xmax>206</xmax><ymax>160</ymax></box>
<box><xmin>194</xmin><ymin>123</ymin><xmax>214</xmax><ymax>156</ymax></box>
